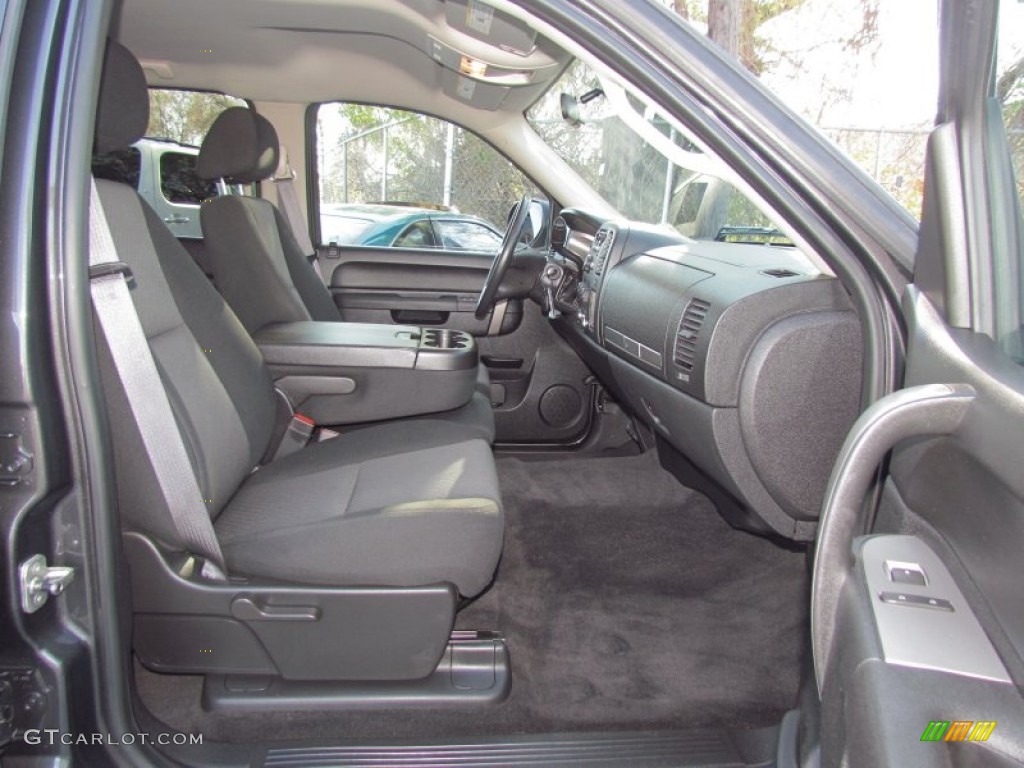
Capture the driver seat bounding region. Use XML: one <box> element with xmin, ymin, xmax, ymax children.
<box><xmin>195</xmin><ymin>108</ymin><xmax>494</xmax><ymax>439</ymax></box>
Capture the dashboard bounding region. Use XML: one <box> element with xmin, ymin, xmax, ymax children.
<box><xmin>548</xmin><ymin>208</ymin><xmax>863</xmax><ymax>541</ymax></box>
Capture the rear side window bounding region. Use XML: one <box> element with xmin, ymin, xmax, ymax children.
<box><xmin>159</xmin><ymin>151</ymin><xmax>217</xmax><ymax>205</ymax></box>
<box><xmin>142</xmin><ymin>88</ymin><xmax>249</xmax><ymax>240</ymax></box>
<box><xmin>147</xmin><ymin>89</ymin><xmax>248</xmax><ymax>146</ymax></box>
<box><xmin>92</xmin><ymin>146</ymin><xmax>142</xmax><ymax>188</ymax></box>
<box><xmin>394</xmin><ymin>220</ymin><xmax>437</xmax><ymax>248</ymax></box>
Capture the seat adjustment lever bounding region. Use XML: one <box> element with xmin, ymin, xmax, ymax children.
<box><xmin>231</xmin><ymin>596</ymin><xmax>320</xmax><ymax>622</ymax></box>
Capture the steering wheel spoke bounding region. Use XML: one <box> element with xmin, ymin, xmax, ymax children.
<box><xmin>475</xmin><ymin>196</ymin><xmax>542</xmax><ymax>321</ymax></box>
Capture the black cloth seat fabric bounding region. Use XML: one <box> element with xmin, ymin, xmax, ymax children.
<box><xmin>196</xmin><ymin>108</ymin><xmax>494</xmax><ymax>425</ymax></box>
<box><xmin>93</xmin><ymin>40</ymin><xmax>503</xmax><ymax>598</ymax></box>
<box><xmin>216</xmin><ymin>420</ymin><xmax>502</xmax><ymax>595</ymax></box>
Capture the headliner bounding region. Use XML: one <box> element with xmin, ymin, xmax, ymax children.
<box><xmin>118</xmin><ymin>0</ymin><xmax>570</xmax><ymax>119</ymax></box>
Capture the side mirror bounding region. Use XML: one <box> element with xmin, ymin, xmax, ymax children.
<box><xmin>560</xmin><ymin>93</ymin><xmax>582</xmax><ymax>125</ymax></box>
<box><xmin>505</xmin><ymin>198</ymin><xmax>549</xmax><ymax>247</ymax></box>
<box><xmin>525</xmin><ymin>199</ymin><xmax>549</xmax><ymax>246</ymax></box>
<box><xmin>559</xmin><ymin>88</ymin><xmax>605</xmax><ymax>126</ymax></box>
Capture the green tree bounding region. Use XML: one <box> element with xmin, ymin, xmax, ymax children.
<box><xmin>998</xmin><ymin>54</ymin><xmax>1024</xmax><ymax>212</ymax></box>
<box><xmin>319</xmin><ymin>104</ymin><xmax>536</xmax><ymax>227</ymax></box>
<box><xmin>147</xmin><ymin>90</ymin><xmax>245</xmax><ymax>146</ymax></box>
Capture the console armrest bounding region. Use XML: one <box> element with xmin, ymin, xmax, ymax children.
<box><xmin>254</xmin><ymin>321</ymin><xmax>477</xmax><ymax>372</ymax></box>
<box><xmin>253</xmin><ymin>322</ymin><xmax>478</xmax><ymax>426</ymax></box>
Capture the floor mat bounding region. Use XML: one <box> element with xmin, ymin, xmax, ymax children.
<box><xmin>135</xmin><ymin>450</ymin><xmax>809</xmax><ymax>742</ymax></box>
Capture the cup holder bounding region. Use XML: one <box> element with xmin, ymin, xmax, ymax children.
<box><xmin>421</xmin><ymin>328</ymin><xmax>470</xmax><ymax>350</ymax></box>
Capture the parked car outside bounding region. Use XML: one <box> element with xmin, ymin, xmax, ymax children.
<box><xmin>4</xmin><ymin>1</ymin><xmax>1023</xmax><ymax>767</ymax></box>
<box><xmin>320</xmin><ymin>202</ymin><xmax>503</xmax><ymax>251</ymax></box>
<box><xmin>91</xmin><ymin>137</ymin><xmax>216</xmax><ymax>240</ymax></box>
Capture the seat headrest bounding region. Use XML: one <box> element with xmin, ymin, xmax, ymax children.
<box><xmin>95</xmin><ymin>40</ymin><xmax>150</xmax><ymax>154</ymax></box>
<box><xmin>197</xmin><ymin>107</ymin><xmax>280</xmax><ymax>184</ymax></box>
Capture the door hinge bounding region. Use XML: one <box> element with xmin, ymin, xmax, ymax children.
<box><xmin>19</xmin><ymin>555</ymin><xmax>75</xmax><ymax>614</ymax></box>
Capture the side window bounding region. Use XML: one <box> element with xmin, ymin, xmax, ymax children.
<box><xmin>995</xmin><ymin>2</ymin><xmax>1024</xmax><ymax>362</ymax></box>
<box><xmin>143</xmin><ymin>88</ymin><xmax>248</xmax><ymax>240</ymax></box>
<box><xmin>315</xmin><ymin>103</ymin><xmax>539</xmax><ymax>251</ymax></box>
<box><xmin>435</xmin><ymin>219</ymin><xmax>503</xmax><ymax>252</ymax></box>
<box><xmin>91</xmin><ymin>146</ymin><xmax>142</xmax><ymax>188</ymax></box>
<box><xmin>998</xmin><ymin>5</ymin><xmax>1023</xmax><ymax>220</ymax></box>
<box><xmin>657</xmin><ymin>2</ymin><xmax>938</xmax><ymax>221</ymax></box>
<box><xmin>147</xmin><ymin>89</ymin><xmax>249</xmax><ymax>147</ymax></box>
<box><xmin>159</xmin><ymin>151</ymin><xmax>218</xmax><ymax>206</ymax></box>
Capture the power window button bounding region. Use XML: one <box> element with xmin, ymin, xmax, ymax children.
<box><xmin>879</xmin><ymin>591</ymin><xmax>954</xmax><ymax>611</ymax></box>
<box><xmin>885</xmin><ymin>561</ymin><xmax>927</xmax><ymax>586</ymax></box>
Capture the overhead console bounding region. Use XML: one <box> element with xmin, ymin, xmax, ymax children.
<box><xmin>556</xmin><ymin>217</ymin><xmax>863</xmax><ymax>541</ymax></box>
<box><xmin>422</xmin><ymin>0</ymin><xmax>568</xmax><ymax>110</ymax></box>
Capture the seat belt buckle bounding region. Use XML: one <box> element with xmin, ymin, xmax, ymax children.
<box><xmin>273</xmin><ymin>413</ymin><xmax>315</xmax><ymax>461</ymax></box>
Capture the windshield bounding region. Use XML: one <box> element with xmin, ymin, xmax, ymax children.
<box><xmin>527</xmin><ymin>61</ymin><xmax>787</xmax><ymax>245</ymax></box>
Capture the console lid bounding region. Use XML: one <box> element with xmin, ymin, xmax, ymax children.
<box><xmin>253</xmin><ymin>322</ymin><xmax>479</xmax><ymax>426</ymax></box>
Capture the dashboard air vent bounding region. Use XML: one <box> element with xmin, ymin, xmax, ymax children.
<box><xmin>673</xmin><ymin>298</ymin><xmax>711</xmax><ymax>371</ymax></box>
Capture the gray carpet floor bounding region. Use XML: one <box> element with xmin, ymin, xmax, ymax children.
<box><xmin>135</xmin><ymin>450</ymin><xmax>809</xmax><ymax>742</ymax></box>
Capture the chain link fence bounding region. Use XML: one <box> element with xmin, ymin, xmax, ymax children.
<box><xmin>821</xmin><ymin>126</ymin><xmax>931</xmax><ymax>217</ymax></box>
<box><xmin>319</xmin><ymin>112</ymin><xmax>537</xmax><ymax>229</ymax></box>
<box><xmin>533</xmin><ymin>116</ymin><xmax>934</xmax><ymax>225</ymax></box>
<box><xmin>321</xmin><ymin>109</ymin><xmax>990</xmax><ymax>229</ymax></box>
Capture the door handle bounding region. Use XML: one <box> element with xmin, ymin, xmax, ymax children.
<box><xmin>231</xmin><ymin>596</ymin><xmax>320</xmax><ymax>622</ymax></box>
<box><xmin>163</xmin><ymin>214</ymin><xmax>190</xmax><ymax>225</ymax></box>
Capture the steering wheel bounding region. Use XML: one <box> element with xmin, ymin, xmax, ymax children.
<box><xmin>475</xmin><ymin>196</ymin><xmax>535</xmax><ymax>320</ymax></box>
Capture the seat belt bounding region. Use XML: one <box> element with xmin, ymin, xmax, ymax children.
<box><xmin>88</xmin><ymin>179</ymin><xmax>227</xmax><ymax>581</ymax></box>
<box><xmin>271</xmin><ymin>412</ymin><xmax>316</xmax><ymax>461</ymax></box>
<box><xmin>272</xmin><ymin>144</ymin><xmax>323</xmax><ymax>281</ymax></box>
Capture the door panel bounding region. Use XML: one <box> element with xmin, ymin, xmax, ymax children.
<box><xmin>811</xmin><ymin>296</ymin><xmax>1024</xmax><ymax>768</ymax></box>
<box><xmin>324</xmin><ymin>244</ymin><xmax>514</xmax><ymax>335</ymax></box>
<box><xmin>813</xmin><ymin>291</ymin><xmax>1024</xmax><ymax>767</ymax></box>
<box><xmin>813</xmin><ymin>2</ymin><xmax>1024</xmax><ymax>766</ymax></box>
<box><xmin>479</xmin><ymin>311</ymin><xmax>594</xmax><ymax>445</ymax></box>
<box><xmin>321</xmin><ymin>243</ymin><xmax>593</xmax><ymax>445</ymax></box>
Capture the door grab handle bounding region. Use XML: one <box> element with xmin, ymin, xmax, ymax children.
<box><xmin>231</xmin><ymin>596</ymin><xmax>320</xmax><ymax>622</ymax></box>
<box><xmin>811</xmin><ymin>382</ymin><xmax>975</xmax><ymax>695</ymax></box>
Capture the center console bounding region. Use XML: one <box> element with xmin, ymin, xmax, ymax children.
<box><xmin>253</xmin><ymin>321</ymin><xmax>479</xmax><ymax>425</ymax></box>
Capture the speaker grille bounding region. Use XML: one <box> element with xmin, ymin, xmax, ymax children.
<box><xmin>539</xmin><ymin>385</ymin><xmax>583</xmax><ymax>429</ymax></box>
